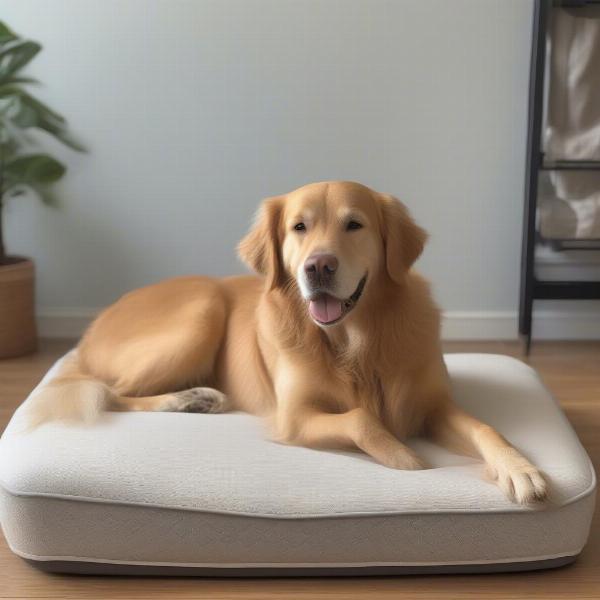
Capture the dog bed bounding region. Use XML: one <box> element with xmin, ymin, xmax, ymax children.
<box><xmin>0</xmin><ymin>353</ymin><xmax>595</xmax><ymax>576</ymax></box>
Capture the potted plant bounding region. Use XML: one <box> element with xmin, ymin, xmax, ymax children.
<box><xmin>0</xmin><ymin>21</ymin><xmax>85</xmax><ymax>358</ymax></box>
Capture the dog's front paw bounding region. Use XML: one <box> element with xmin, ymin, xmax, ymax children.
<box><xmin>486</xmin><ymin>448</ymin><xmax>547</xmax><ymax>504</ymax></box>
<box><xmin>383</xmin><ymin>447</ymin><xmax>428</xmax><ymax>471</ymax></box>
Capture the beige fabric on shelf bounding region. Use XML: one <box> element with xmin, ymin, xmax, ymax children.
<box><xmin>537</xmin><ymin>173</ymin><xmax>578</xmax><ymax>239</ymax></box>
<box><xmin>544</xmin><ymin>6</ymin><xmax>600</xmax><ymax>239</ymax></box>
<box><xmin>0</xmin><ymin>354</ymin><xmax>596</xmax><ymax>575</ymax></box>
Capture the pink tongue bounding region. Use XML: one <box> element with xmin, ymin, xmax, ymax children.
<box><xmin>309</xmin><ymin>295</ymin><xmax>343</xmax><ymax>324</ymax></box>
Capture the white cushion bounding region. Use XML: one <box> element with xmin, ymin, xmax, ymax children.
<box><xmin>0</xmin><ymin>354</ymin><xmax>595</xmax><ymax>575</ymax></box>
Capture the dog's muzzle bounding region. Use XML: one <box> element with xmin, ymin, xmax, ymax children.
<box><xmin>307</xmin><ymin>275</ymin><xmax>367</xmax><ymax>326</ymax></box>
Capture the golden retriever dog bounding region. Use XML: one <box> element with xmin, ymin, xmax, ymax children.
<box><xmin>26</xmin><ymin>181</ymin><xmax>546</xmax><ymax>504</ymax></box>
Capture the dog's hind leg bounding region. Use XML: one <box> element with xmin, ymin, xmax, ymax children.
<box><xmin>108</xmin><ymin>387</ymin><xmax>230</xmax><ymax>414</ymax></box>
<box><xmin>23</xmin><ymin>278</ymin><xmax>232</xmax><ymax>429</ymax></box>
<box><xmin>80</xmin><ymin>277</ymin><xmax>228</xmax><ymax>398</ymax></box>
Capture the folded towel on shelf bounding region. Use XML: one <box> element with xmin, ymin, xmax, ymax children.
<box><xmin>538</xmin><ymin>174</ymin><xmax>600</xmax><ymax>239</ymax></box>
<box><xmin>537</xmin><ymin>174</ymin><xmax>578</xmax><ymax>239</ymax></box>
<box><xmin>543</xmin><ymin>6</ymin><xmax>600</xmax><ymax>239</ymax></box>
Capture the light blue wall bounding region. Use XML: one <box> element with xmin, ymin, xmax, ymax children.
<box><xmin>2</xmin><ymin>0</ymin><xmax>533</xmax><ymax>313</ymax></box>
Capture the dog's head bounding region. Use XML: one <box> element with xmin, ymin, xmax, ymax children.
<box><xmin>238</xmin><ymin>181</ymin><xmax>427</xmax><ymax>328</ymax></box>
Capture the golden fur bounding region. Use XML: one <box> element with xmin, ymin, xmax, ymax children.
<box><xmin>25</xmin><ymin>181</ymin><xmax>546</xmax><ymax>504</ymax></box>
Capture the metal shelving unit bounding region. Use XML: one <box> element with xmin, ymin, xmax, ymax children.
<box><xmin>519</xmin><ymin>0</ymin><xmax>600</xmax><ymax>354</ymax></box>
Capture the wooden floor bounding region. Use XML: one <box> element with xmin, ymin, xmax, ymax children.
<box><xmin>0</xmin><ymin>339</ymin><xmax>599</xmax><ymax>599</ymax></box>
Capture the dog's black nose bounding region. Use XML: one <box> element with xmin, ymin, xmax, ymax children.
<box><xmin>304</xmin><ymin>253</ymin><xmax>338</xmax><ymax>286</ymax></box>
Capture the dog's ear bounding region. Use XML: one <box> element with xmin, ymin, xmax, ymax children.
<box><xmin>378</xmin><ymin>194</ymin><xmax>428</xmax><ymax>284</ymax></box>
<box><xmin>238</xmin><ymin>196</ymin><xmax>285</xmax><ymax>290</ymax></box>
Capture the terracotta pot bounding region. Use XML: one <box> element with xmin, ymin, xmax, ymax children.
<box><xmin>0</xmin><ymin>257</ymin><xmax>37</xmax><ymax>359</ymax></box>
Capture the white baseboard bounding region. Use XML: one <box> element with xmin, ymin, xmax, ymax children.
<box><xmin>441</xmin><ymin>311</ymin><xmax>517</xmax><ymax>341</ymax></box>
<box><xmin>441</xmin><ymin>310</ymin><xmax>600</xmax><ymax>340</ymax></box>
<box><xmin>36</xmin><ymin>308</ymin><xmax>600</xmax><ymax>341</ymax></box>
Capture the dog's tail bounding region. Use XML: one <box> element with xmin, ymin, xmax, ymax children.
<box><xmin>21</xmin><ymin>352</ymin><xmax>113</xmax><ymax>430</ymax></box>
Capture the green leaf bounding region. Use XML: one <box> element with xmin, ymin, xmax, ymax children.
<box><xmin>0</xmin><ymin>40</ymin><xmax>41</xmax><ymax>79</ymax></box>
<box><xmin>0</xmin><ymin>86</ymin><xmax>87</xmax><ymax>152</ymax></box>
<box><xmin>0</xmin><ymin>22</ymin><xmax>18</xmax><ymax>45</ymax></box>
<box><xmin>33</xmin><ymin>113</ymin><xmax>87</xmax><ymax>152</ymax></box>
<box><xmin>4</xmin><ymin>154</ymin><xmax>66</xmax><ymax>188</ymax></box>
<box><xmin>2</xmin><ymin>75</ymin><xmax>38</xmax><ymax>86</ymax></box>
<box><xmin>11</xmin><ymin>101</ymin><xmax>37</xmax><ymax>127</ymax></box>
<box><xmin>0</xmin><ymin>85</ymin><xmax>65</xmax><ymax>122</ymax></box>
<box><xmin>0</xmin><ymin>130</ymin><xmax>20</xmax><ymax>155</ymax></box>
<box><xmin>3</xmin><ymin>183</ymin><xmax>59</xmax><ymax>206</ymax></box>
<box><xmin>34</xmin><ymin>184</ymin><xmax>59</xmax><ymax>205</ymax></box>
<box><xmin>5</xmin><ymin>186</ymin><xmax>26</xmax><ymax>198</ymax></box>
<box><xmin>48</xmin><ymin>128</ymin><xmax>87</xmax><ymax>152</ymax></box>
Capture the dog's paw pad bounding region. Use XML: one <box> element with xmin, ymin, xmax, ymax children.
<box><xmin>168</xmin><ymin>388</ymin><xmax>229</xmax><ymax>414</ymax></box>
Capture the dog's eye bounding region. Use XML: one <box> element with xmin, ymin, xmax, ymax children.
<box><xmin>294</xmin><ymin>222</ymin><xmax>306</xmax><ymax>232</ymax></box>
<box><xmin>346</xmin><ymin>220</ymin><xmax>363</xmax><ymax>231</ymax></box>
